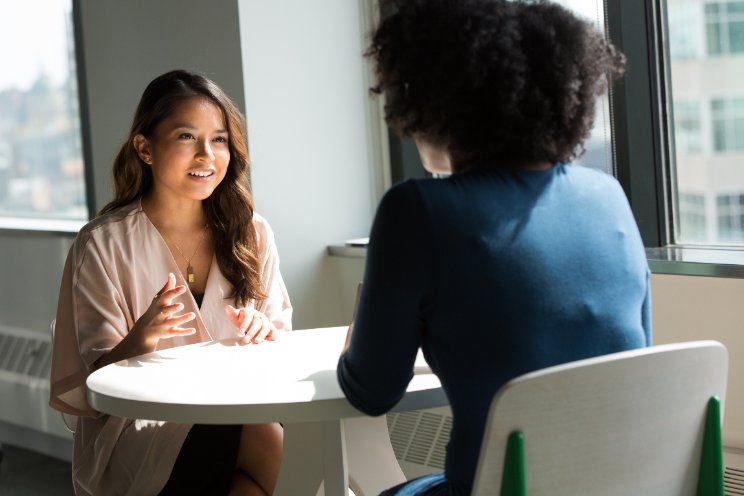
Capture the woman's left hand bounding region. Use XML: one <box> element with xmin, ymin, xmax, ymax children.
<box><xmin>226</xmin><ymin>305</ymin><xmax>276</xmax><ymax>345</ymax></box>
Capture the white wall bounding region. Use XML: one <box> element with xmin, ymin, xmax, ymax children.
<box><xmin>76</xmin><ymin>0</ymin><xmax>246</xmax><ymax>211</ymax></box>
<box><xmin>651</xmin><ymin>273</ymin><xmax>744</xmax><ymax>452</ymax></box>
<box><xmin>238</xmin><ymin>0</ymin><xmax>381</xmax><ymax>329</ymax></box>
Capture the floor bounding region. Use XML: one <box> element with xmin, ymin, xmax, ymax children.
<box><xmin>0</xmin><ymin>442</ymin><xmax>74</xmax><ymax>495</ymax></box>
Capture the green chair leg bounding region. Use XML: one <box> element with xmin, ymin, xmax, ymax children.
<box><xmin>697</xmin><ymin>396</ymin><xmax>724</xmax><ymax>496</ymax></box>
<box><xmin>501</xmin><ymin>431</ymin><xmax>526</xmax><ymax>496</ymax></box>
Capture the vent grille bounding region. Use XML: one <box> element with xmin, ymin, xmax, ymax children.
<box><xmin>727</xmin><ymin>466</ymin><xmax>744</xmax><ymax>496</ymax></box>
<box><xmin>0</xmin><ymin>330</ymin><xmax>52</xmax><ymax>378</ymax></box>
<box><xmin>387</xmin><ymin>410</ymin><xmax>451</xmax><ymax>470</ymax></box>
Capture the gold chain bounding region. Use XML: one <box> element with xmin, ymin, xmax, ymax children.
<box><xmin>165</xmin><ymin>224</ymin><xmax>209</xmax><ymax>285</ymax></box>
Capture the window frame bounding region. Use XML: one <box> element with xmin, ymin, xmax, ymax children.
<box><xmin>0</xmin><ymin>0</ymin><xmax>95</xmax><ymax>234</ymax></box>
<box><xmin>606</xmin><ymin>0</ymin><xmax>673</xmax><ymax>248</ymax></box>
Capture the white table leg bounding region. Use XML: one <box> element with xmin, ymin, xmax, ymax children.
<box><xmin>276</xmin><ymin>416</ymin><xmax>406</xmax><ymax>496</ymax></box>
<box><xmin>275</xmin><ymin>420</ymin><xmax>349</xmax><ymax>496</ymax></box>
<box><xmin>346</xmin><ymin>416</ymin><xmax>407</xmax><ymax>495</ymax></box>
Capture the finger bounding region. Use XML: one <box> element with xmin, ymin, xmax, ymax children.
<box><xmin>238</xmin><ymin>308</ymin><xmax>254</xmax><ymax>334</ymax></box>
<box><xmin>163</xmin><ymin>311</ymin><xmax>196</xmax><ymax>327</ymax></box>
<box><xmin>161</xmin><ymin>285</ymin><xmax>188</xmax><ymax>305</ymax></box>
<box><xmin>159</xmin><ymin>302</ymin><xmax>184</xmax><ymax>317</ymax></box>
<box><xmin>244</xmin><ymin>314</ymin><xmax>264</xmax><ymax>341</ymax></box>
<box><xmin>252</xmin><ymin>319</ymin><xmax>273</xmax><ymax>344</ymax></box>
<box><xmin>164</xmin><ymin>326</ymin><xmax>197</xmax><ymax>337</ymax></box>
<box><xmin>154</xmin><ymin>272</ymin><xmax>177</xmax><ymax>297</ymax></box>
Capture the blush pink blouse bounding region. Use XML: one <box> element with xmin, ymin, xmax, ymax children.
<box><xmin>49</xmin><ymin>201</ymin><xmax>292</xmax><ymax>496</ymax></box>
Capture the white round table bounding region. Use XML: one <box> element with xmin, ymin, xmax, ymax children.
<box><xmin>87</xmin><ymin>326</ymin><xmax>447</xmax><ymax>496</ymax></box>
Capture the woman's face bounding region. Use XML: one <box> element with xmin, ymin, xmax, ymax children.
<box><xmin>415</xmin><ymin>137</ymin><xmax>452</xmax><ymax>175</ymax></box>
<box><xmin>135</xmin><ymin>96</ymin><xmax>230</xmax><ymax>205</ymax></box>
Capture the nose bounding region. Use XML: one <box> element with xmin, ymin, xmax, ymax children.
<box><xmin>196</xmin><ymin>139</ymin><xmax>215</xmax><ymax>161</ymax></box>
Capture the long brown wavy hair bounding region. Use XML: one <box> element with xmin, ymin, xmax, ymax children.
<box><xmin>99</xmin><ymin>69</ymin><xmax>264</xmax><ymax>306</ymax></box>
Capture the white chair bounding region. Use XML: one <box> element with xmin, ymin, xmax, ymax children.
<box><xmin>471</xmin><ymin>340</ymin><xmax>728</xmax><ymax>496</ymax></box>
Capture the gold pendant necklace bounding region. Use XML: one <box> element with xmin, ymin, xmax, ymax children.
<box><xmin>166</xmin><ymin>224</ymin><xmax>209</xmax><ymax>285</ymax></box>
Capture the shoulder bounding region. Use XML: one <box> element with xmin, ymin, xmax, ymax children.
<box><xmin>377</xmin><ymin>179</ymin><xmax>435</xmax><ymax>218</ymax></box>
<box><xmin>251</xmin><ymin>211</ymin><xmax>278</xmax><ymax>254</ymax></box>
<box><xmin>71</xmin><ymin>202</ymin><xmax>144</xmax><ymax>262</ymax></box>
<box><xmin>78</xmin><ymin>202</ymin><xmax>142</xmax><ymax>239</ymax></box>
<box><xmin>561</xmin><ymin>163</ymin><xmax>623</xmax><ymax>191</ymax></box>
<box><xmin>251</xmin><ymin>211</ymin><xmax>274</xmax><ymax>239</ymax></box>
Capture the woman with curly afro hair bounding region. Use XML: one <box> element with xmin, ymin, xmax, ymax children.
<box><xmin>337</xmin><ymin>0</ymin><xmax>651</xmax><ymax>494</ymax></box>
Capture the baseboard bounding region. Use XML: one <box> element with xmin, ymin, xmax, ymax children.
<box><xmin>0</xmin><ymin>419</ymin><xmax>73</xmax><ymax>462</ymax></box>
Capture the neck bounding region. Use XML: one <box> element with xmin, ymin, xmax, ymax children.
<box><xmin>141</xmin><ymin>194</ymin><xmax>207</xmax><ymax>232</ymax></box>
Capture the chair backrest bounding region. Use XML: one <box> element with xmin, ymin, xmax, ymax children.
<box><xmin>471</xmin><ymin>341</ymin><xmax>728</xmax><ymax>496</ymax></box>
<box><xmin>50</xmin><ymin>319</ymin><xmax>78</xmax><ymax>434</ymax></box>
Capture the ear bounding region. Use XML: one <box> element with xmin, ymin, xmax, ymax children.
<box><xmin>132</xmin><ymin>134</ymin><xmax>153</xmax><ymax>165</ymax></box>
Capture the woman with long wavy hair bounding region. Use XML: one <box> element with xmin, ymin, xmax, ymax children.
<box><xmin>50</xmin><ymin>69</ymin><xmax>292</xmax><ymax>495</ymax></box>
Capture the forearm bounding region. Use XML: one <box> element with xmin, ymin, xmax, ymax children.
<box><xmin>92</xmin><ymin>326</ymin><xmax>158</xmax><ymax>371</ymax></box>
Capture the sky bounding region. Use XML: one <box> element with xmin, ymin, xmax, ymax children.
<box><xmin>0</xmin><ymin>0</ymin><xmax>71</xmax><ymax>92</ymax></box>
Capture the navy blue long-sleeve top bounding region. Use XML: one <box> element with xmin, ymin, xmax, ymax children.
<box><xmin>337</xmin><ymin>164</ymin><xmax>651</xmax><ymax>495</ymax></box>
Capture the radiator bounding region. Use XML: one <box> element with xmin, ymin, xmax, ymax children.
<box><xmin>0</xmin><ymin>324</ymin><xmax>73</xmax><ymax>459</ymax></box>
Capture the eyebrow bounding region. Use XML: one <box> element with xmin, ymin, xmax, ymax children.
<box><xmin>172</xmin><ymin>123</ymin><xmax>228</xmax><ymax>133</ymax></box>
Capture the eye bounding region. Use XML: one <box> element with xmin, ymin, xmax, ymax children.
<box><xmin>213</xmin><ymin>136</ymin><xmax>228</xmax><ymax>143</ymax></box>
<box><xmin>178</xmin><ymin>132</ymin><xmax>195</xmax><ymax>140</ymax></box>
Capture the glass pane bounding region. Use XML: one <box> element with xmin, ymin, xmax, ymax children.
<box><xmin>730</xmin><ymin>21</ymin><xmax>744</xmax><ymax>52</ymax></box>
<box><xmin>726</xmin><ymin>1</ymin><xmax>744</xmax><ymax>14</ymax></box>
<box><xmin>554</xmin><ymin>0</ymin><xmax>614</xmax><ymax>175</ymax></box>
<box><xmin>668</xmin><ymin>0</ymin><xmax>744</xmax><ymax>245</ymax></box>
<box><xmin>0</xmin><ymin>0</ymin><xmax>87</xmax><ymax>222</ymax></box>
<box><xmin>706</xmin><ymin>22</ymin><xmax>723</xmax><ymax>55</ymax></box>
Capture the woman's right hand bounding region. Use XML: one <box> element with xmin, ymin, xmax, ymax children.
<box><xmin>131</xmin><ymin>272</ymin><xmax>197</xmax><ymax>348</ymax></box>
<box><xmin>93</xmin><ymin>273</ymin><xmax>197</xmax><ymax>371</ymax></box>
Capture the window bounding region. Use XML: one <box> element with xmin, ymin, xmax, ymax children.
<box><xmin>557</xmin><ymin>0</ymin><xmax>614</xmax><ymax>175</ymax></box>
<box><xmin>705</xmin><ymin>1</ymin><xmax>744</xmax><ymax>55</ymax></box>
<box><xmin>0</xmin><ymin>0</ymin><xmax>88</xmax><ymax>229</ymax></box>
<box><xmin>679</xmin><ymin>192</ymin><xmax>709</xmax><ymax>240</ymax></box>
<box><xmin>716</xmin><ymin>192</ymin><xmax>744</xmax><ymax>241</ymax></box>
<box><xmin>674</xmin><ymin>100</ymin><xmax>704</xmax><ymax>153</ymax></box>
<box><xmin>669</xmin><ymin>2</ymin><xmax>705</xmax><ymax>59</ymax></box>
<box><xmin>711</xmin><ymin>97</ymin><xmax>744</xmax><ymax>152</ymax></box>
<box><xmin>664</xmin><ymin>0</ymin><xmax>744</xmax><ymax>245</ymax></box>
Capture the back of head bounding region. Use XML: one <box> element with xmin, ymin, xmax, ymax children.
<box><xmin>369</xmin><ymin>0</ymin><xmax>626</xmax><ymax>171</ymax></box>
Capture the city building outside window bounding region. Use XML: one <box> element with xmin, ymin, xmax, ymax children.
<box><xmin>716</xmin><ymin>192</ymin><xmax>744</xmax><ymax>241</ymax></box>
<box><xmin>0</xmin><ymin>0</ymin><xmax>88</xmax><ymax>229</ymax></box>
<box><xmin>705</xmin><ymin>1</ymin><xmax>744</xmax><ymax>55</ymax></box>
<box><xmin>674</xmin><ymin>100</ymin><xmax>704</xmax><ymax>153</ymax></box>
<box><xmin>667</xmin><ymin>0</ymin><xmax>744</xmax><ymax>245</ymax></box>
<box><xmin>711</xmin><ymin>97</ymin><xmax>744</xmax><ymax>152</ymax></box>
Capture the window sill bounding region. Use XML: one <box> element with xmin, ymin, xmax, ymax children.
<box><xmin>646</xmin><ymin>246</ymin><xmax>744</xmax><ymax>278</ymax></box>
<box><xmin>329</xmin><ymin>243</ymin><xmax>744</xmax><ymax>279</ymax></box>
<box><xmin>0</xmin><ymin>217</ymin><xmax>85</xmax><ymax>236</ymax></box>
<box><xmin>327</xmin><ymin>244</ymin><xmax>367</xmax><ymax>259</ymax></box>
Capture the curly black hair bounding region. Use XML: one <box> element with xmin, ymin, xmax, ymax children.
<box><xmin>368</xmin><ymin>0</ymin><xmax>626</xmax><ymax>171</ymax></box>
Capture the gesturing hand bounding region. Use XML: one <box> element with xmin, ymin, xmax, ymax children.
<box><xmin>226</xmin><ymin>305</ymin><xmax>276</xmax><ymax>345</ymax></box>
<box><xmin>132</xmin><ymin>273</ymin><xmax>197</xmax><ymax>347</ymax></box>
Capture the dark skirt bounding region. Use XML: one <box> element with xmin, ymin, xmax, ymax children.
<box><xmin>158</xmin><ymin>424</ymin><xmax>242</xmax><ymax>496</ymax></box>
